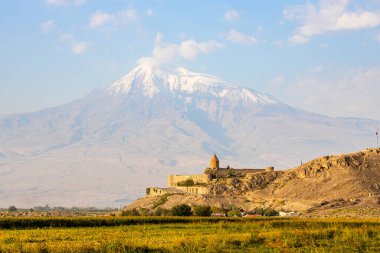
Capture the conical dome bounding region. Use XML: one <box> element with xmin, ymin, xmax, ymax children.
<box><xmin>210</xmin><ymin>153</ymin><xmax>219</xmax><ymax>169</ymax></box>
<box><xmin>211</xmin><ymin>153</ymin><xmax>219</xmax><ymax>162</ymax></box>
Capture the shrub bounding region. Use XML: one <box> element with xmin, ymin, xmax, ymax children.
<box><xmin>171</xmin><ymin>204</ymin><xmax>192</xmax><ymax>216</ymax></box>
<box><xmin>121</xmin><ymin>208</ymin><xmax>139</xmax><ymax>216</ymax></box>
<box><xmin>204</xmin><ymin>168</ymin><xmax>213</xmax><ymax>174</ymax></box>
<box><xmin>193</xmin><ymin>205</ymin><xmax>212</xmax><ymax>216</ymax></box>
<box><xmin>177</xmin><ymin>179</ymin><xmax>195</xmax><ymax>187</ymax></box>
<box><xmin>153</xmin><ymin>207</ymin><xmax>171</xmax><ymax>216</ymax></box>
<box><xmin>263</xmin><ymin>209</ymin><xmax>279</xmax><ymax>216</ymax></box>
<box><xmin>253</xmin><ymin>208</ymin><xmax>278</xmax><ymax>216</ymax></box>
<box><xmin>137</xmin><ymin>208</ymin><xmax>151</xmax><ymax>216</ymax></box>
<box><xmin>152</xmin><ymin>194</ymin><xmax>170</xmax><ymax>209</ymax></box>
<box><xmin>227</xmin><ymin>209</ymin><xmax>241</xmax><ymax>217</ymax></box>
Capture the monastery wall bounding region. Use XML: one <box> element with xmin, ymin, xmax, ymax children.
<box><xmin>175</xmin><ymin>186</ymin><xmax>210</xmax><ymax>195</ymax></box>
<box><xmin>146</xmin><ymin>187</ymin><xmax>172</xmax><ymax>196</ymax></box>
<box><xmin>168</xmin><ymin>174</ymin><xmax>211</xmax><ymax>187</ymax></box>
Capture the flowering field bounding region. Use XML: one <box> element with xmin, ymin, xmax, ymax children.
<box><xmin>0</xmin><ymin>217</ymin><xmax>379</xmax><ymax>252</ymax></box>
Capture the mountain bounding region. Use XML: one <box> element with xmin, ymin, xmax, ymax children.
<box><xmin>0</xmin><ymin>63</ymin><xmax>378</xmax><ymax>207</ymax></box>
<box><xmin>125</xmin><ymin>148</ymin><xmax>380</xmax><ymax>217</ymax></box>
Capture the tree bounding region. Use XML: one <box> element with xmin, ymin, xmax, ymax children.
<box><xmin>263</xmin><ymin>209</ymin><xmax>278</xmax><ymax>216</ymax></box>
<box><xmin>154</xmin><ymin>207</ymin><xmax>171</xmax><ymax>216</ymax></box>
<box><xmin>171</xmin><ymin>204</ymin><xmax>192</xmax><ymax>216</ymax></box>
<box><xmin>227</xmin><ymin>209</ymin><xmax>241</xmax><ymax>217</ymax></box>
<box><xmin>193</xmin><ymin>205</ymin><xmax>212</xmax><ymax>216</ymax></box>
<box><xmin>121</xmin><ymin>208</ymin><xmax>139</xmax><ymax>216</ymax></box>
<box><xmin>8</xmin><ymin>206</ymin><xmax>17</xmax><ymax>212</ymax></box>
<box><xmin>177</xmin><ymin>179</ymin><xmax>195</xmax><ymax>187</ymax></box>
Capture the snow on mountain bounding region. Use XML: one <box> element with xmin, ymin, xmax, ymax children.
<box><xmin>107</xmin><ymin>63</ymin><xmax>278</xmax><ymax>106</ymax></box>
<box><xmin>0</xmin><ymin>63</ymin><xmax>378</xmax><ymax>207</ymax></box>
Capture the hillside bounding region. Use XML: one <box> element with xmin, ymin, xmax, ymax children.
<box><xmin>125</xmin><ymin>148</ymin><xmax>380</xmax><ymax>217</ymax></box>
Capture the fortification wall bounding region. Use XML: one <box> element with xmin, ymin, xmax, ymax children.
<box><xmin>175</xmin><ymin>186</ymin><xmax>210</xmax><ymax>195</ymax></box>
<box><xmin>168</xmin><ymin>174</ymin><xmax>211</xmax><ymax>187</ymax></box>
<box><xmin>146</xmin><ymin>187</ymin><xmax>172</xmax><ymax>196</ymax></box>
<box><xmin>234</xmin><ymin>169</ymin><xmax>266</xmax><ymax>173</ymax></box>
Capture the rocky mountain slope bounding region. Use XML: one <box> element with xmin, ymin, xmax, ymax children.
<box><xmin>126</xmin><ymin>148</ymin><xmax>380</xmax><ymax>217</ymax></box>
<box><xmin>0</xmin><ymin>63</ymin><xmax>378</xmax><ymax>207</ymax></box>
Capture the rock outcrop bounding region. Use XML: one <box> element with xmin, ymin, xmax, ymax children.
<box><xmin>124</xmin><ymin>148</ymin><xmax>380</xmax><ymax>217</ymax></box>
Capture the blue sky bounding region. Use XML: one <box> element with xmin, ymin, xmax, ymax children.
<box><xmin>1</xmin><ymin>0</ymin><xmax>380</xmax><ymax>120</ymax></box>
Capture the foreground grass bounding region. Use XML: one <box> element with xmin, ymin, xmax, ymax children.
<box><xmin>0</xmin><ymin>217</ymin><xmax>379</xmax><ymax>252</ymax></box>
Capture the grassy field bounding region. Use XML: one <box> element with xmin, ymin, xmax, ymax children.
<box><xmin>0</xmin><ymin>217</ymin><xmax>379</xmax><ymax>252</ymax></box>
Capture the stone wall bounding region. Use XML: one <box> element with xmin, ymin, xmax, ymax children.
<box><xmin>175</xmin><ymin>186</ymin><xmax>210</xmax><ymax>195</ymax></box>
<box><xmin>146</xmin><ymin>186</ymin><xmax>210</xmax><ymax>196</ymax></box>
<box><xmin>168</xmin><ymin>174</ymin><xmax>211</xmax><ymax>187</ymax></box>
<box><xmin>146</xmin><ymin>187</ymin><xmax>172</xmax><ymax>196</ymax></box>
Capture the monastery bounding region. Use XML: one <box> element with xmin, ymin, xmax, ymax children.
<box><xmin>146</xmin><ymin>154</ymin><xmax>274</xmax><ymax>196</ymax></box>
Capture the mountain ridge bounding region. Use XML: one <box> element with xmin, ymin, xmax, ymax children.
<box><xmin>0</xmin><ymin>64</ymin><xmax>378</xmax><ymax>207</ymax></box>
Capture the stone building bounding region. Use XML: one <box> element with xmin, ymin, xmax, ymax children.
<box><xmin>146</xmin><ymin>153</ymin><xmax>274</xmax><ymax>196</ymax></box>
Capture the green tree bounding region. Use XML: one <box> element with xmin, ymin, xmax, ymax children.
<box><xmin>121</xmin><ymin>208</ymin><xmax>139</xmax><ymax>216</ymax></box>
<box><xmin>177</xmin><ymin>179</ymin><xmax>195</xmax><ymax>187</ymax></box>
<box><xmin>8</xmin><ymin>205</ymin><xmax>17</xmax><ymax>212</ymax></box>
<box><xmin>193</xmin><ymin>205</ymin><xmax>212</xmax><ymax>216</ymax></box>
<box><xmin>154</xmin><ymin>207</ymin><xmax>171</xmax><ymax>216</ymax></box>
<box><xmin>263</xmin><ymin>208</ymin><xmax>279</xmax><ymax>216</ymax></box>
<box><xmin>227</xmin><ymin>209</ymin><xmax>241</xmax><ymax>217</ymax></box>
<box><xmin>171</xmin><ymin>204</ymin><xmax>192</xmax><ymax>216</ymax></box>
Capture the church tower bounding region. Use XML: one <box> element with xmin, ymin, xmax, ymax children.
<box><xmin>210</xmin><ymin>153</ymin><xmax>219</xmax><ymax>170</ymax></box>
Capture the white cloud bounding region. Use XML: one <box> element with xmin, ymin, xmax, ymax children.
<box><xmin>46</xmin><ymin>0</ymin><xmax>86</xmax><ymax>6</ymax></box>
<box><xmin>285</xmin><ymin>0</ymin><xmax>380</xmax><ymax>43</ymax></box>
<box><xmin>146</xmin><ymin>8</ymin><xmax>154</xmax><ymax>17</ymax></box>
<box><xmin>90</xmin><ymin>11</ymin><xmax>114</xmax><ymax>29</ymax></box>
<box><xmin>224</xmin><ymin>10</ymin><xmax>239</xmax><ymax>22</ymax></box>
<box><xmin>59</xmin><ymin>33</ymin><xmax>89</xmax><ymax>55</ymax></box>
<box><xmin>226</xmin><ymin>29</ymin><xmax>257</xmax><ymax>45</ymax></box>
<box><xmin>281</xmin><ymin>67</ymin><xmax>380</xmax><ymax>120</ymax></box>
<box><xmin>197</xmin><ymin>41</ymin><xmax>223</xmax><ymax>53</ymax></box>
<box><xmin>151</xmin><ymin>44</ymin><xmax>178</xmax><ymax>63</ymax></box>
<box><xmin>178</xmin><ymin>40</ymin><xmax>222</xmax><ymax>60</ymax></box>
<box><xmin>71</xmin><ymin>42</ymin><xmax>89</xmax><ymax>54</ymax></box>
<box><xmin>139</xmin><ymin>34</ymin><xmax>224</xmax><ymax>65</ymax></box>
<box><xmin>89</xmin><ymin>8</ymin><xmax>139</xmax><ymax>30</ymax></box>
<box><xmin>40</xmin><ymin>20</ymin><xmax>55</xmax><ymax>33</ymax></box>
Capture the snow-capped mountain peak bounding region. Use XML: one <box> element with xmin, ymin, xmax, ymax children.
<box><xmin>106</xmin><ymin>63</ymin><xmax>278</xmax><ymax>105</ymax></box>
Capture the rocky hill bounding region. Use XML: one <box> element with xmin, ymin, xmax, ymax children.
<box><xmin>125</xmin><ymin>148</ymin><xmax>380</xmax><ymax>217</ymax></box>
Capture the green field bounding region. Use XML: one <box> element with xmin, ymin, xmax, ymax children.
<box><xmin>0</xmin><ymin>217</ymin><xmax>379</xmax><ymax>252</ymax></box>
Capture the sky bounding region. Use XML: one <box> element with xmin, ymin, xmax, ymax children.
<box><xmin>1</xmin><ymin>0</ymin><xmax>380</xmax><ymax>120</ymax></box>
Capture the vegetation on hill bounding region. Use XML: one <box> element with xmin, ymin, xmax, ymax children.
<box><xmin>171</xmin><ymin>204</ymin><xmax>192</xmax><ymax>216</ymax></box>
<box><xmin>193</xmin><ymin>205</ymin><xmax>212</xmax><ymax>216</ymax></box>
